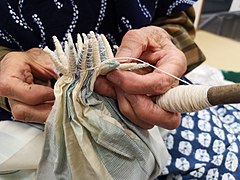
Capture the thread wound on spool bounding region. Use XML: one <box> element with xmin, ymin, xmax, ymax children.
<box><xmin>156</xmin><ymin>85</ymin><xmax>211</xmax><ymax>113</ymax></box>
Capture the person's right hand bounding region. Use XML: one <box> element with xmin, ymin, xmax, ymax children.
<box><xmin>95</xmin><ymin>26</ymin><xmax>186</xmax><ymax>130</ymax></box>
<box><xmin>0</xmin><ymin>48</ymin><xmax>58</xmax><ymax>123</ymax></box>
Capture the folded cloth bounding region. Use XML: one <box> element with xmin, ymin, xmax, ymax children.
<box><xmin>37</xmin><ymin>32</ymin><xmax>168</xmax><ymax>180</ymax></box>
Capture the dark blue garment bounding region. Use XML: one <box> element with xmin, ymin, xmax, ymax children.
<box><xmin>0</xmin><ymin>0</ymin><xmax>197</xmax><ymax>50</ymax></box>
<box><xmin>0</xmin><ymin>108</ymin><xmax>12</xmax><ymax>120</ymax></box>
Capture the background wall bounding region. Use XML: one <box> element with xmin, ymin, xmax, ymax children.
<box><xmin>194</xmin><ymin>0</ymin><xmax>240</xmax><ymax>72</ymax></box>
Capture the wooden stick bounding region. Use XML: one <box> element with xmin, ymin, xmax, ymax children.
<box><xmin>208</xmin><ymin>83</ymin><xmax>240</xmax><ymax>106</ymax></box>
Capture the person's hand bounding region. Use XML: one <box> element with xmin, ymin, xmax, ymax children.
<box><xmin>0</xmin><ymin>48</ymin><xmax>58</xmax><ymax>123</ymax></box>
<box><xmin>95</xmin><ymin>26</ymin><xmax>187</xmax><ymax>129</ymax></box>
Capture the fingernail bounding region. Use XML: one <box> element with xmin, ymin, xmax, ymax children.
<box><xmin>116</xmin><ymin>47</ymin><xmax>132</xmax><ymax>57</ymax></box>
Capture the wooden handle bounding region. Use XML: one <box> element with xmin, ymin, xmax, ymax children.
<box><xmin>208</xmin><ymin>83</ymin><xmax>240</xmax><ymax>106</ymax></box>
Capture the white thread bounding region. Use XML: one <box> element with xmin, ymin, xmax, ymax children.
<box><xmin>156</xmin><ymin>85</ymin><xmax>212</xmax><ymax>113</ymax></box>
<box><xmin>118</xmin><ymin>63</ymin><xmax>148</xmax><ymax>71</ymax></box>
<box><xmin>111</xmin><ymin>57</ymin><xmax>191</xmax><ymax>85</ymax></box>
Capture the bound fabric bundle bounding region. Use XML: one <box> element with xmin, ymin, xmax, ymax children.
<box><xmin>36</xmin><ymin>32</ymin><xmax>168</xmax><ymax>180</ymax></box>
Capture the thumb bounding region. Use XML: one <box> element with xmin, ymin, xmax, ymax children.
<box><xmin>115</xmin><ymin>46</ymin><xmax>133</xmax><ymax>58</ymax></box>
<box><xmin>115</xmin><ymin>30</ymin><xmax>147</xmax><ymax>58</ymax></box>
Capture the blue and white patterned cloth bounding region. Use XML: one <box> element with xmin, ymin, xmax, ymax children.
<box><xmin>157</xmin><ymin>104</ymin><xmax>240</xmax><ymax>179</ymax></box>
<box><xmin>157</xmin><ymin>66</ymin><xmax>240</xmax><ymax>179</ymax></box>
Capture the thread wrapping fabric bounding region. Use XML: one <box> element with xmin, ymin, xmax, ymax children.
<box><xmin>36</xmin><ymin>33</ymin><xmax>168</xmax><ymax>180</ymax></box>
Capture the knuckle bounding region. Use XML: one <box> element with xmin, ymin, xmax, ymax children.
<box><xmin>2</xmin><ymin>52</ymin><xmax>15</xmax><ymax>60</ymax></box>
<box><xmin>28</xmin><ymin>47</ymin><xmax>40</xmax><ymax>52</ymax></box>
<box><xmin>125</xmin><ymin>29</ymin><xmax>139</xmax><ymax>38</ymax></box>
<box><xmin>152</xmin><ymin>76</ymin><xmax>173</xmax><ymax>94</ymax></box>
<box><xmin>11</xmin><ymin>102</ymin><xmax>34</xmax><ymax>122</ymax></box>
<box><xmin>124</xmin><ymin>29</ymin><xmax>146</xmax><ymax>45</ymax></box>
<box><xmin>3</xmin><ymin>52</ymin><xmax>23</xmax><ymax>62</ymax></box>
<box><xmin>11</xmin><ymin>105</ymin><xmax>26</xmax><ymax>121</ymax></box>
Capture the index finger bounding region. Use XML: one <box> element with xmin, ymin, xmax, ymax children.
<box><xmin>107</xmin><ymin>70</ymin><xmax>177</xmax><ymax>95</ymax></box>
<box><xmin>3</xmin><ymin>78</ymin><xmax>55</xmax><ymax>105</ymax></box>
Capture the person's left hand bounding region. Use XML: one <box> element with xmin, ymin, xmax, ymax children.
<box><xmin>95</xmin><ymin>26</ymin><xmax>187</xmax><ymax>129</ymax></box>
<box><xmin>0</xmin><ymin>48</ymin><xmax>57</xmax><ymax>123</ymax></box>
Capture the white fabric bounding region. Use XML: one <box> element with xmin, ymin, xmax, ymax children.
<box><xmin>0</xmin><ymin>121</ymin><xmax>44</xmax><ymax>179</ymax></box>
